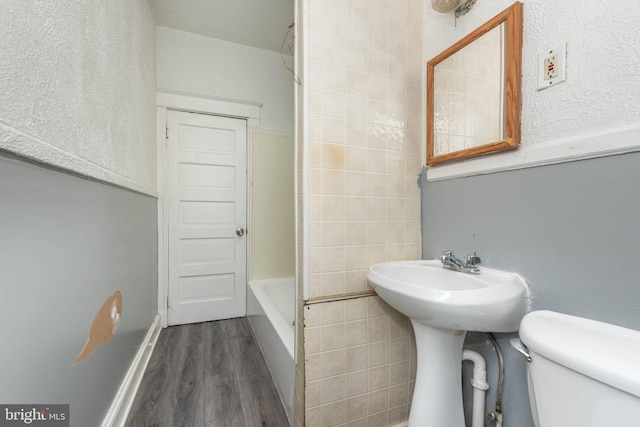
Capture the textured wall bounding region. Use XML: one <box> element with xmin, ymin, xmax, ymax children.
<box><xmin>0</xmin><ymin>0</ymin><xmax>157</xmax><ymax>194</ymax></box>
<box><xmin>423</xmin><ymin>1</ymin><xmax>640</xmax><ymax>426</ymax></box>
<box><xmin>156</xmin><ymin>27</ymin><xmax>295</xmax><ymax>133</ymax></box>
<box><xmin>425</xmin><ymin>0</ymin><xmax>640</xmax><ymax>150</ymax></box>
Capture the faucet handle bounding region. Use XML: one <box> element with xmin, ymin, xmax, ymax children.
<box><xmin>466</xmin><ymin>253</ymin><xmax>481</xmax><ymax>267</ymax></box>
<box><xmin>440</xmin><ymin>250</ymin><xmax>455</xmax><ymax>261</ymax></box>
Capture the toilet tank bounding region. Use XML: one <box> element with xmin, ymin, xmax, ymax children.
<box><xmin>519</xmin><ymin>310</ymin><xmax>640</xmax><ymax>427</ymax></box>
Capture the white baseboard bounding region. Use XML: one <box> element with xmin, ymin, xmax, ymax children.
<box><xmin>101</xmin><ymin>314</ymin><xmax>162</xmax><ymax>427</ymax></box>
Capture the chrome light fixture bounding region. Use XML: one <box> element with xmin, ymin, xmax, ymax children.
<box><xmin>431</xmin><ymin>0</ymin><xmax>477</xmax><ymax>17</ymax></box>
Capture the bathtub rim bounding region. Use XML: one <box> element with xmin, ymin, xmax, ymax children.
<box><xmin>247</xmin><ymin>277</ymin><xmax>295</xmax><ymax>425</ymax></box>
<box><xmin>247</xmin><ymin>277</ymin><xmax>295</xmax><ymax>358</ymax></box>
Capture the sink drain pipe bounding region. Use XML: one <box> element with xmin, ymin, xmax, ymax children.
<box><xmin>486</xmin><ymin>332</ymin><xmax>505</xmax><ymax>427</ymax></box>
<box><xmin>462</xmin><ymin>349</ymin><xmax>489</xmax><ymax>427</ymax></box>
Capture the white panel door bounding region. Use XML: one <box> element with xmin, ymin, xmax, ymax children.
<box><xmin>167</xmin><ymin>110</ymin><xmax>247</xmax><ymax>325</ymax></box>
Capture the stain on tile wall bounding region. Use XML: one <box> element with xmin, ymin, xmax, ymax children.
<box><xmin>295</xmin><ymin>0</ymin><xmax>424</xmax><ymax>424</ymax></box>
<box><xmin>304</xmin><ymin>0</ymin><xmax>424</xmax><ymax>301</ymax></box>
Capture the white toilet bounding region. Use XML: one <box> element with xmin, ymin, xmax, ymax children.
<box><xmin>517</xmin><ymin>310</ymin><xmax>640</xmax><ymax>426</ymax></box>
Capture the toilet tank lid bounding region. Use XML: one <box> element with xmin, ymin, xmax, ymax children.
<box><xmin>520</xmin><ymin>310</ymin><xmax>640</xmax><ymax>398</ymax></box>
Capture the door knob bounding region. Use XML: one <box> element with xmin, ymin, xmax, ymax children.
<box><xmin>236</xmin><ymin>227</ymin><xmax>245</xmax><ymax>237</ymax></box>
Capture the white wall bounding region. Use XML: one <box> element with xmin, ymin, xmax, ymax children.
<box><xmin>424</xmin><ymin>0</ymin><xmax>640</xmax><ymax>178</ymax></box>
<box><xmin>157</xmin><ymin>27</ymin><xmax>295</xmax><ymax>133</ymax></box>
<box><xmin>0</xmin><ymin>0</ymin><xmax>157</xmax><ymax>195</ymax></box>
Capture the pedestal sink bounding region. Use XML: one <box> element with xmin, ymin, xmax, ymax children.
<box><xmin>367</xmin><ymin>260</ymin><xmax>531</xmax><ymax>427</ymax></box>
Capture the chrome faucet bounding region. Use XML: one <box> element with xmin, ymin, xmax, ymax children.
<box><xmin>440</xmin><ymin>250</ymin><xmax>481</xmax><ymax>275</ymax></box>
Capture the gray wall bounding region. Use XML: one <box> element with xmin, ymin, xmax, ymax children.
<box><xmin>0</xmin><ymin>154</ymin><xmax>158</xmax><ymax>426</ymax></box>
<box><xmin>421</xmin><ymin>152</ymin><xmax>640</xmax><ymax>426</ymax></box>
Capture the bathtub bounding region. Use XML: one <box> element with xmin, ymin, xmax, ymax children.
<box><xmin>247</xmin><ymin>278</ymin><xmax>295</xmax><ymax>424</ymax></box>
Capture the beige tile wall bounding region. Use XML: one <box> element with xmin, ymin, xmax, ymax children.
<box><xmin>305</xmin><ymin>0</ymin><xmax>424</xmax><ymax>300</ymax></box>
<box><xmin>295</xmin><ymin>0</ymin><xmax>423</xmax><ymax>424</ymax></box>
<box><xmin>303</xmin><ymin>296</ymin><xmax>416</xmax><ymax>427</ymax></box>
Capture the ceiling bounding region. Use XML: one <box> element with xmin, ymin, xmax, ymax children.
<box><xmin>147</xmin><ymin>0</ymin><xmax>295</xmax><ymax>53</ymax></box>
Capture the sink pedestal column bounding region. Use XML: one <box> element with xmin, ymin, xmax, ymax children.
<box><xmin>409</xmin><ymin>321</ymin><xmax>467</xmax><ymax>427</ymax></box>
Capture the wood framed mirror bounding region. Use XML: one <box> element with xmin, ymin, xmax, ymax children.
<box><xmin>427</xmin><ymin>2</ymin><xmax>523</xmax><ymax>165</ymax></box>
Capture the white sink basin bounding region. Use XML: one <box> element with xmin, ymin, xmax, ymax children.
<box><xmin>367</xmin><ymin>260</ymin><xmax>531</xmax><ymax>332</ymax></box>
<box><xmin>367</xmin><ymin>259</ymin><xmax>531</xmax><ymax>427</ymax></box>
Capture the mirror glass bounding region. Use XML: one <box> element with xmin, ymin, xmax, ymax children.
<box><xmin>432</xmin><ymin>25</ymin><xmax>504</xmax><ymax>157</ymax></box>
<box><xmin>427</xmin><ymin>2</ymin><xmax>522</xmax><ymax>165</ymax></box>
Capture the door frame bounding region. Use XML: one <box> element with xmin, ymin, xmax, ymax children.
<box><xmin>156</xmin><ymin>90</ymin><xmax>261</xmax><ymax>327</ymax></box>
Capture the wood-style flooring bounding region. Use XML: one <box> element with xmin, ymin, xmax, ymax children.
<box><xmin>125</xmin><ymin>317</ymin><xmax>290</xmax><ymax>427</ymax></box>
